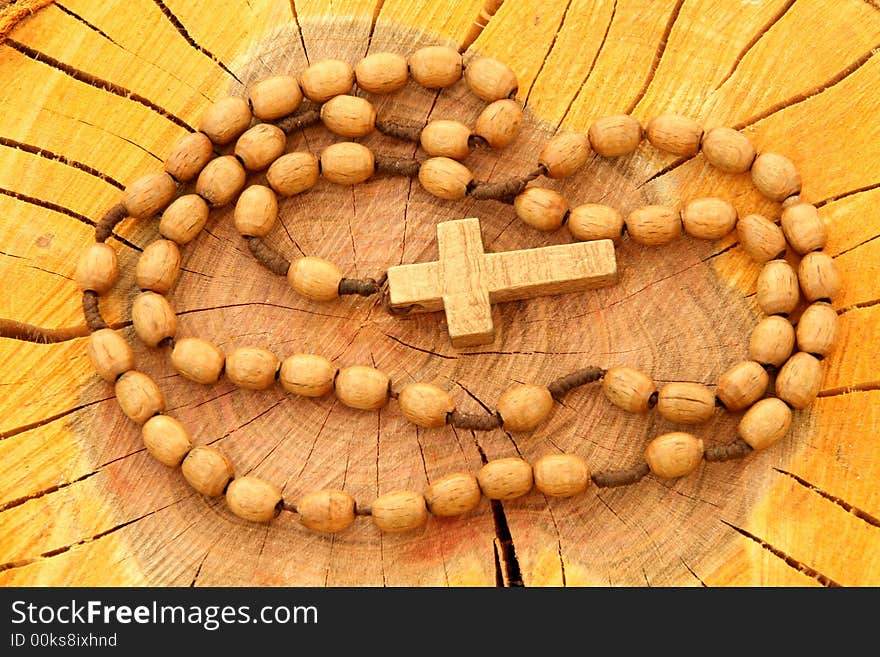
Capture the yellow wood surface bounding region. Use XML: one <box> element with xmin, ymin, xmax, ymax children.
<box><xmin>0</xmin><ymin>0</ymin><xmax>878</xmax><ymax>587</ymax></box>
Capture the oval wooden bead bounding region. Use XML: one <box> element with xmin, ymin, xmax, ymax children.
<box><xmin>738</xmin><ymin>397</ymin><xmax>792</xmax><ymax>451</ymax></box>
<box><xmin>287</xmin><ymin>256</ymin><xmax>342</xmax><ymax>301</ymax></box>
<box><xmin>165</xmin><ymin>132</ymin><xmax>214</xmax><ymax>182</ymax></box>
<box><xmin>465</xmin><ymin>56</ymin><xmax>518</xmax><ymax>101</ymax></box>
<box><xmin>298</xmin><ymin>489</ymin><xmax>356</xmax><ymax>533</ymax></box>
<box><xmin>737</xmin><ymin>213</ymin><xmax>786</xmax><ymax>263</ymax></box>
<box><xmin>234</xmin><ymin>123</ymin><xmax>286</xmax><ymax>171</ymax></box>
<box><xmin>181</xmin><ymin>445</ymin><xmax>234</xmax><ymax>497</ymax></box>
<box><xmin>87</xmin><ymin>328</ymin><xmax>134</xmax><ymax>382</ymax></box>
<box><xmin>602</xmin><ymin>366</ymin><xmax>657</xmax><ymax>413</ymax></box>
<box><xmin>645</xmin><ymin>432</ymin><xmax>704</xmax><ymax>479</ymax></box>
<box><xmin>141</xmin><ymin>414</ymin><xmax>192</xmax><ymax>466</ymax></box>
<box><xmin>496</xmin><ymin>384</ymin><xmax>554</xmax><ymax>432</ymax></box>
<box><xmin>123</xmin><ymin>172</ymin><xmax>177</xmax><ymax>219</ymax></box>
<box><xmin>716</xmin><ymin>360</ymin><xmax>769</xmax><ymax>411</ymax></box>
<box><xmin>700</xmin><ymin>127</ymin><xmax>755</xmax><ymax>173</ymax></box>
<box><xmin>408</xmin><ymin>45</ymin><xmax>462</xmax><ymax>88</ymax></box>
<box><xmin>423</xmin><ymin>473</ymin><xmax>482</xmax><ymax>517</ymax></box>
<box><xmin>335</xmin><ymin>365</ymin><xmax>390</xmax><ymax>410</ymax></box>
<box><xmin>248</xmin><ymin>74</ymin><xmax>303</xmax><ymax>120</ymax></box>
<box><xmin>199</xmin><ymin>96</ymin><xmax>252</xmax><ymax>146</ymax></box>
<box><xmin>588</xmin><ymin>115</ymin><xmax>643</xmax><ymax>157</ymax></box>
<box><xmin>776</xmin><ymin>352</ymin><xmax>824</xmax><ymax>409</ymax></box>
<box><xmin>299</xmin><ymin>59</ymin><xmax>354</xmax><ymax>102</ymax></box>
<box><xmin>75</xmin><ymin>243</ymin><xmax>118</xmax><ymax>294</ymax></box>
<box><xmin>420</xmin><ymin>120</ymin><xmax>472</xmax><ymax>160</ymax></box>
<box><xmin>355</xmin><ymin>52</ymin><xmax>409</xmax><ymax>94</ymax></box>
<box><xmin>320</xmin><ymin>95</ymin><xmax>376</xmax><ymax>138</ymax></box>
<box><xmin>756</xmin><ymin>259</ymin><xmax>800</xmax><ymax>316</ymax></box>
<box><xmin>539</xmin><ymin>132</ymin><xmax>590</xmax><ymax>179</ymax></box>
<box><xmin>115</xmin><ymin>370</ymin><xmax>165</xmax><ymax>424</ymax></box>
<box><xmin>225</xmin><ymin>346</ymin><xmax>278</xmax><ymax>390</ymax></box>
<box><xmin>682</xmin><ymin>197</ymin><xmax>737</xmax><ymax>240</ymax></box>
<box><xmin>646</xmin><ymin>114</ymin><xmax>703</xmax><ymax>156</ymax></box>
<box><xmin>418</xmin><ymin>157</ymin><xmax>473</xmax><ymax>200</ymax></box>
<box><xmin>131</xmin><ymin>291</ymin><xmax>177</xmax><ymax>347</ymax></box>
<box><xmin>568</xmin><ymin>204</ymin><xmax>624</xmax><ymax>243</ymax></box>
<box><xmin>159</xmin><ymin>194</ymin><xmax>209</xmax><ymax>245</ymax></box>
<box><xmin>780</xmin><ymin>203</ymin><xmax>827</xmax><ymax>255</ymax></box>
<box><xmin>474</xmin><ymin>99</ymin><xmax>522</xmax><ymax>148</ymax></box>
<box><xmin>749</xmin><ymin>315</ymin><xmax>795</xmax><ymax>368</ymax></box>
<box><xmin>266</xmin><ymin>152</ymin><xmax>320</xmax><ymax>196</ymax></box>
<box><xmin>752</xmin><ymin>152</ymin><xmax>801</xmax><ymax>202</ymax></box>
<box><xmin>195</xmin><ymin>155</ymin><xmax>246</xmax><ymax>207</ymax></box>
<box><xmin>397</xmin><ymin>383</ymin><xmax>455</xmax><ymax>428</ymax></box>
<box><xmin>279</xmin><ymin>353</ymin><xmax>336</xmax><ymax>397</ymax></box>
<box><xmin>233</xmin><ymin>185</ymin><xmax>278</xmax><ymax>237</ymax></box>
<box><xmin>533</xmin><ymin>454</ymin><xmax>591</xmax><ymax>498</ymax></box>
<box><xmin>657</xmin><ymin>382</ymin><xmax>716</xmax><ymax>424</ymax></box>
<box><xmin>799</xmin><ymin>252</ymin><xmax>842</xmax><ymax>302</ymax></box>
<box><xmin>477</xmin><ymin>457</ymin><xmax>533</xmax><ymax>500</ymax></box>
<box><xmin>320</xmin><ymin>142</ymin><xmax>374</xmax><ymax>185</ymax></box>
<box><xmin>226</xmin><ymin>476</ymin><xmax>282</xmax><ymax>523</ymax></box>
<box><xmin>372</xmin><ymin>490</ymin><xmax>428</xmax><ymax>533</ymax></box>
<box><xmin>135</xmin><ymin>239</ymin><xmax>180</xmax><ymax>293</ymax></box>
<box><xmin>171</xmin><ymin>337</ymin><xmax>225</xmax><ymax>385</ymax></box>
<box><xmin>797</xmin><ymin>302</ymin><xmax>838</xmax><ymax>357</ymax></box>
<box><xmin>625</xmin><ymin>205</ymin><xmax>682</xmax><ymax>245</ymax></box>
<box><xmin>514</xmin><ymin>187</ymin><xmax>569</xmax><ymax>232</ymax></box>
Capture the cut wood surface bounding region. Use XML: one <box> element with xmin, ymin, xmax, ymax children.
<box><xmin>0</xmin><ymin>0</ymin><xmax>878</xmax><ymax>587</ymax></box>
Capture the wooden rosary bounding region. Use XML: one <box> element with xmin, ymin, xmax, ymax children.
<box><xmin>75</xmin><ymin>46</ymin><xmax>842</xmax><ymax>534</ymax></box>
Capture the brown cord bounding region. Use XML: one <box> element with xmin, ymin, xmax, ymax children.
<box><xmin>446</xmin><ymin>409</ymin><xmax>502</xmax><ymax>431</ymax></box>
<box><xmin>338</xmin><ymin>277</ymin><xmax>381</xmax><ymax>297</ymax></box>
<box><xmin>704</xmin><ymin>438</ymin><xmax>753</xmax><ymax>462</ymax></box>
<box><xmin>0</xmin><ymin>318</ymin><xmax>89</xmax><ymax>343</ymax></box>
<box><xmin>247</xmin><ymin>236</ymin><xmax>291</xmax><ymax>277</ymax></box>
<box><xmin>94</xmin><ymin>203</ymin><xmax>128</xmax><ymax>243</ymax></box>
<box><xmin>375</xmin><ymin>117</ymin><xmax>423</xmax><ymax>142</ymax></box>
<box><xmin>547</xmin><ymin>366</ymin><xmax>606</xmax><ymax>401</ymax></box>
<box><xmin>82</xmin><ymin>290</ymin><xmax>107</xmax><ymax>332</ymax></box>
<box><xmin>466</xmin><ymin>165</ymin><xmax>546</xmax><ymax>201</ymax></box>
<box><xmin>275</xmin><ymin>108</ymin><xmax>321</xmax><ymax>133</ymax></box>
<box><xmin>374</xmin><ymin>154</ymin><xmax>422</xmax><ymax>178</ymax></box>
<box><xmin>591</xmin><ymin>462</ymin><xmax>650</xmax><ymax>488</ymax></box>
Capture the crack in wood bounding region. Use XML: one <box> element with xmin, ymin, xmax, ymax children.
<box><xmin>522</xmin><ymin>0</ymin><xmax>574</xmax><ymax>110</ymax></box>
<box><xmin>460</xmin><ymin>0</ymin><xmax>504</xmax><ymax>53</ymax></box>
<box><xmin>0</xmin><ymin>135</ymin><xmax>124</xmax><ymax>189</ymax></box>
<box><xmin>0</xmin><ymin>470</ymin><xmax>97</xmax><ymax>514</ymax></box>
<box><xmin>679</xmin><ymin>557</ymin><xmax>707</xmax><ymax>586</ymax></box>
<box><xmin>0</xmin><ymin>394</ymin><xmax>112</xmax><ymax>440</ymax></box>
<box><xmin>773</xmin><ymin>467</ymin><xmax>880</xmax><ymax>530</ymax></box>
<box><xmin>815</xmin><ymin>180</ymin><xmax>880</xmax><ymax>208</ymax></box>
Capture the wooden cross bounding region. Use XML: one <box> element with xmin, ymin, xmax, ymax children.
<box><xmin>386</xmin><ymin>218</ymin><xmax>618</xmax><ymax>347</ymax></box>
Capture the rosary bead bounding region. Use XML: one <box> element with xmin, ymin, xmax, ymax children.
<box><xmin>233</xmin><ymin>185</ymin><xmax>278</xmax><ymax>237</ymax></box>
<box><xmin>418</xmin><ymin>157</ymin><xmax>473</xmax><ymax>200</ymax></box>
<box><xmin>645</xmin><ymin>432</ymin><xmax>704</xmax><ymax>479</ymax></box>
<box><xmin>298</xmin><ymin>489</ymin><xmax>357</xmax><ymax>533</ymax></box>
<box><xmin>474</xmin><ymin>99</ymin><xmax>522</xmax><ymax>148</ymax></box>
<box><xmin>141</xmin><ymin>414</ymin><xmax>192</xmax><ymax>467</ymax></box>
<box><xmin>287</xmin><ymin>256</ymin><xmax>342</xmax><ymax>301</ymax></box>
<box><xmin>798</xmin><ymin>252</ymin><xmax>842</xmax><ymax>302</ymax></box>
<box><xmin>681</xmin><ymin>197</ymin><xmax>737</xmax><ymax>240</ymax></box>
<box><xmin>135</xmin><ymin>239</ymin><xmax>181</xmax><ymax>293</ymax></box>
<box><xmin>335</xmin><ymin>365</ymin><xmax>390</xmax><ymax>410</ymax></box>
<box><xmin>226</xmin><ymin>476</ymin><xmax>282</xmax><ymax>523</ymax></box>
<box><xmin>75</xmin><ymin>243</ymin><xmax>118</xmax><ymax>294</ymax></box>
<box><xmin>700</xmin><ymin>127</ymin><xmax>755</xmax><ymax>173</ymax></box>
<box><xmin>752</xmin><ymin>152</ymin><xmax>801</xmax><ymax>202</ymax></box>
<box><xmin>164</xmin><ymin>132</ymin><xmax>214</xmax><ymax>182</ymax></box>
<box><xmin>300</xmin><ymin>59</ymin><xmax>355</xmax><ymax>102</ymax></box>
<box><xmin>477</xmin><ymin>457</ymin><xmax>533</xmax><ymax>500</ymax></box>
<box><xmin>123</xmin><ymin>172</ymin><xmax>177</xmax><ymax>219</ymax></box>
<box><xmin>539</xmin><ymin>132</ymin><xmax>590</xmax><ymax>179</ymax></box>
<box><xmin>796</xmin><ymin>302</ymin><xmax>838</xmax><ymax>357</ymax></box>
<box><xmin>132</xmin><ymin>291</ymin><xmax>177</xmax><ymax>347</ymax></box>
<box><xmin>87</xmin><ymin>328</ymin><xmax>135</xmax><ymax>382</ymax></box>
<box><xmin>355</xmin><ymin>52</ymin><xmax>409</xmax><ymax>94</ymax></box>
<box><xmin>420</xmin><ymin>120</ymin><xmax>472</xmax><ymax>160</ymax></box>
<box><xmin>320</xmin><ymin>94</ymin><xmax>377</xmax><ymax>138</ymax></box>
<box><xmin>159</xmin><ymin>194</ymin><xmax>209</xmax><ymax>245</ymax></box>
<box><xmin>234</xmin><ymin>123</ymin><xmax>286</xmax><ymax>171</ymax></box>
<box><xmin>320</xmin><ymin>142</ymin><xmax>375</xmax><ymax>185</ymax></box>
<box><xmin>756</xmin><ymin>259</ymin><xmax>800</xmax><ymax>316</ymax></box>
<box><xmin>736</xmin><ymin>213</ymin><xmax>786</xmax><ymax>263</ymax></box>
<box><xmin>567</xmin><ymin>204</ymin><xmax>624</xmax><ymax>243</ymax></box>
<box><xmin>279</xmin><ymin>353</ymin><xmax>336</xmax><ymax>397</ymax></box>
<box><xmin>181</xmin><ymin>445</ymin><xmax>234</xmax><ymax>497</ymax></box>
<box><xmin>749</xmin><ymin>315</ymin><xmax>795</xmax><ymax>368</ymax></box>
<box><xmin>513</xmin><ymin>187</ymin><xmax>569</xmax><ymax>232</ymax></box>
<box><xmin>115</xmin><ymin>370</ymin><xmax>165</xmax><ymax>424</ymax></box>
<box><xmin>465</xmin><ymin>56</ymin><xmax>518</xmax><ymax>101</ymax></box>
<box><xmin>780</xmin><ymin>202</ymin><xmax>827</xmax><ymax>255</ymax></box>
<box><xmin>496</xmin><ymin>383</ymin><xmax>554</xmax><ymax>431</ymax></box>
<box><xmin>248</xmin><ymin>74</ymin><xmax>303</xmax><ymax>120</ymax></box>
<box><xmin>372</xmin><ymin>490</ymin><xmax>428</xmax><ymax>533</ymax></box>
<box><xmin>225</xmin><ymin>346</ymin><xmax>279</xmax><ymax>390</ymax></box>
<box><xmin>624</xmin><ymin>205</ymin><xmax>682</xmax><ymax>245</ymax></box>
<box><xmin>408</xmin><ymin>45</ymin><xmax>462</xmax><ymax>88</ymax></box>
<box><xmin>198</xmin><ymin>96</ymin><xmax>252</xmax><ymax>146</ymax></box>
<box><xmin>423</xmin><ymin>473</ymin><xmax>482</xmax><ymax>516</ymax></box>
<box><xmin>533</xmin><ymin>454</ymin><xmax>591</xmax><ymax>497</ymax></box>
<box><xmin>646</xmin><ymin>114</ymin><xmax>703</xmax><ymax>156</ymax></box>
<box><xmin>195</xmin><ymin>155</ymin><xmax>246</xmax><ymax>207</ymax></box>
<box><xmin>171</xmin><ymin>337</ymin><xmax>225</xmax><ymax>385</ymax></box>
<box><xmin>657</xmin><ymin>382</ymin><xmax>716</xmax><ymax>424</ymax></box>
<box><xmin>588</xmin><ymin>114</ymin><xmax>643</xmax><ymax>157</ymax></box>
<box><xmin>602</xmin><ymin>366</ymin><xmax>657</xmax><ymax>413</ymax></box>
<box><xmin>738</xmin><ymin>397</ymin><xmax>791</xmax><ymax>451</ymax></box>
<box><xmin>716</xmin><ymin>360</ymin><xmax>769</xmax><ymax>411</ymax></box>
<box><xmin>266</xmin><ymin>152</ymin><xmax>320</xmax><ymax>196</ymax></box>
<box><xmin>776</xmin><ymin>352</ymin><xmax>824</xmax><ymax>409</ymax></box>
<box><xmin>397</xmin><ymin>383</ymin><xmax>455</xmax><ymax>428</ymax></box>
